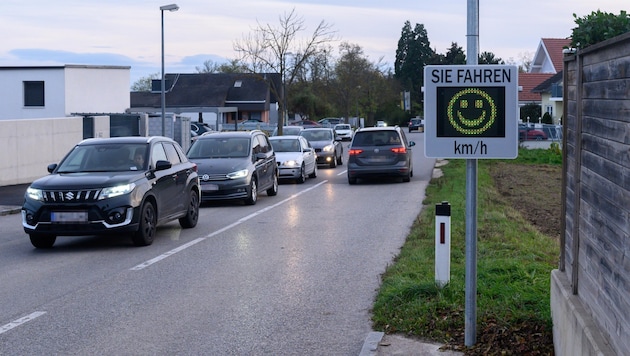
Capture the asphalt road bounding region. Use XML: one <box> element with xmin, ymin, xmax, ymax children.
<box><xmin>0</xmin><ymin>132</ymin><xmax>436</xmax><ymax>355</ymax></box>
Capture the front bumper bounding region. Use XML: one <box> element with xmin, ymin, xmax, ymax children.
<box><xmin>199</xmin><ymin>179</ymin><xmax>250</xmax><ymax>201</ymax></box>
<box><xmin>22</xmin><ymin>197</ymin><xmax>140</xmax><ymax>236</ymax></box>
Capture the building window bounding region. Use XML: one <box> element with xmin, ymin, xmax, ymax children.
<box><xmin>546</xmin><ymin>105</ymin><xmax>553</xmax><ymax>116</ymax></box>
<box><xmin>24</xmin><ymin>81</ymin><xmax>45</xmax><ymax>107</ymax></box>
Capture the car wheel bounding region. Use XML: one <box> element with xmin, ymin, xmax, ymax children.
<box><xmin>402</xmin><ymin>173</ymin><xmax>411</xmax><ymax>182</ymax></box>
<box><xmin>29</xmin><ymin>234</ymin><xmax>56</xmax><ymax>249</ymax></box>
<box><xmin>179</xmin><ymin>189</ymin><xmax>199</xmax><ymax>228</ymax></box>
<box><xmin>244</xmin><ymin>178</ymin><xmax>258</xmax><ymax>205</ymax></box>
<box><xmin>308</xmin><ymin>164</ymin><xmax>317</xmax><ymax>178</ymax></box>
<box><xmin>132</xmin><ymin>202</ymin><xmax>157</xmax><ymax>246</ymax></box>
<box><xmin>336</xmin><ymin>151</ymin><xmax>343</xmax><ymax>165</ymax></box>
<box><xmin>297</xmin><ymin>164</ymin><xmax>306</xmax><ymax>184</ymax></box>
<box><xmin>535</xmin><ymin>135</ymin><xmax>543</xmax><ymax>141</ymax></box>
<box><xmin>267</xmin><ymin>172</ymin><xmax>279</xmax><ymax>196</ymax></box>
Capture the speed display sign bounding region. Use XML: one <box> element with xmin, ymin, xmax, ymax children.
<box><xmin>423</xmin><ymin>65</ymin><xmax>518</xmax><ymax>159</ymax></box>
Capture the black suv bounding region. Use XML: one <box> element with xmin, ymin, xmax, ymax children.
<box><xmin>187</xmin><ymin>130</ymin><xmax>278</xmax><ymax>205</ymax></box>
<box><xmin>22</xmin><ymin>136</ymin><xmax>200</xmax><ymax>248</ymax></box>
<box><xmin>347</xmin><ymin>126</ymin><xmax>415</xmax><ymax>184</ymax></box>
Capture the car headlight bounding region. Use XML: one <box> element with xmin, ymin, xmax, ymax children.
<box><xmin>322</xmin><ymin>144</ymin><xmax>334</xmax><ymax>152</ymax></box>
<box><xmin>227</xmin><ymin>169</ymin><xmax>249</xmax><ymax>179</ymax></box>
<box><xmin>282</xmin><ymin>160</ymin><xmax>299</xmax><ymax>167</ymax></box>
<box><xmin>99</xmin><ymin>183</ymin><xmax>136</xmax><ymax>200</ymax></box>
<box><xmin>26</xmin><ymin>187</ymin><xmax>44</xmax><ymax>201</ymax></box>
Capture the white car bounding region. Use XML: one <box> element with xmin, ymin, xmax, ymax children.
<box><xmin>334</xmin><ymin>124</ymin><xmax>353</xmax><ymax>141</ymax></box>
<box><xmin>269</xmin><ymin>136</ymin><xmax>317</xmax><ymax>183</ymax></box>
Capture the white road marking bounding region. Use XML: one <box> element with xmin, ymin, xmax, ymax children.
<box><xmin>130</xmin><ymin>180</ymin><xmax>328</xmax><ymax>271</ymax></box>
<box><xmin>0</xmin><ymin>311</ymin><xmax>46</xmax><ymax>335</ymax></box>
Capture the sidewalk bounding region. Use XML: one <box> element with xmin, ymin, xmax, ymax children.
<box><xmin>0</xmin><ymin>183</ymin><xmax>28</xmax><ymax>215</ymax></box>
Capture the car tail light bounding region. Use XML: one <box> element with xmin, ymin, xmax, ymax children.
<box><xmin>391</xmin><ymin>147</ymin><xmax>407</xmax><ymax>154</ymax></box>
<box><xmin>348</xmin><ymin>148</ymin><xmax>363</xmax><ymax>155</ymax></box>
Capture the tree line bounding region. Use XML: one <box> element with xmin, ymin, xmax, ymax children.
<box><xmin>132</xmin><ymin>9</ymin><xmax>628</xmax><ymax>127</ymax></box>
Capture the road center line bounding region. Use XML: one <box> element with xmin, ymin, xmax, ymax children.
<box><xmin>0</xmin><ymin>311</ymin><xmax>46</xmax><ymax>335</ymax></box>
<box><xmin>130</xmin><ymin>180</ymin><xmax>328</xmax><ymax>271</ymax></box>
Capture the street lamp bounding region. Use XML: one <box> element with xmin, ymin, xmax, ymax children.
<box><xmin>160</xmin><ymin>3</ymin><xmax>179</xmax><ymax>137</ymax></box>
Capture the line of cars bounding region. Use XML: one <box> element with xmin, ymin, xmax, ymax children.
<box><xmin>21</xmin><ymin>119</ymin><xmax>408</xmax><ymax>249</ymax></box>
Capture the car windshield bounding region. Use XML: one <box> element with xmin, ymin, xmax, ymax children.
<box><xmin>301</xmin><ymin>130</ymin><xmax>331</xmax><ymax>141</ymax></box>
<box><xmin>188</xmin><ymin>137</ymin><xmax>250</xmax><ymax>158</ymax></box>
<box><xmin>271</xmin><ymin>139</ymin><xmax>301</xmax><ymax>152</ymax></box>
<box><xmin>56</xmin><ymin>143</ymin><xmax>149</xmax><ymax>173</ymax></box>
<box><xmin>353</xmin><ymin>131</ymin><xmax>401</xmax><ymax>146</ymax></box>
<box><xmin>335</xmin><ymin>125</ymin><xmax>350</xmax><ymax>130</ymax></box>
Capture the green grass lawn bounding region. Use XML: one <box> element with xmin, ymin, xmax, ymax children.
<box><xmin>371</xmin><ymin>147</ymin><xmax>561</xmax><ymax>352</ymax></box>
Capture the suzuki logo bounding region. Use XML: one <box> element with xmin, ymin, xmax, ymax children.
<box><xmin>65</xmin><ymin>192</ymin><xmax>75</xmax><ymax>200</ymax></box>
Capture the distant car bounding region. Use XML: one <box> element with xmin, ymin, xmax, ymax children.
<box><xmin>22</xmin><ymin>136</ymin><xmax>200</xmax><ymax>248</ymax></box>
<box><xmin>408</xmin><ymin>118</ymin><xmax>424</xmax><ymax>132</ymax></box>
<box><xmin>291</xmin><ymin>120</ymin><xmax>322</xmax><ymax>128</ymax></box>
<box><xmin>334</xmin><ymin>124</ymin><xmax>353</xmax><ymax>141</ymax></box>
<box><xmin>376</xmin><ymin>120</ymin><xmax>387</xmax><ymax>127</ymax></box>
<box><xmin>191</xmin><ymin>121</ymin><xmax>214</xmax><ymax>136</ymax></box>
<box><xmin>271</xmin><ymin>126</ymin><xmax>304</xmax><ymax>136</ymax></box>
<box><xmin>318</xmin><ymin>118</ymin><xmax>343</xmax><ymax>127</ymax></box>
<box><xmin>519</xmin><ymin>125</ymin><xmax>548</xmax><ymax>141</ymax></box>
<box><xmin>187</xmin><ymin>130</ymin><xmax>278</xmax><ymax>205</ymax></box>
<box><xmin>299</xmin><ymin>128</ymin><xmax>344</xmax><ymax>168</ymax></box>
<box><xmin>269</xmin><ymin>136</ymin><xmax>317</xmax><ymax>183</ymax></box>
<box><xmin>347</xmin><ymin>126</ymin><xmax>415</xmax><ymax>184</ymax></box>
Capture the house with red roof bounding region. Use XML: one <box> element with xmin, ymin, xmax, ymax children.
<box><xmin>519</xmin><ymin>38</ymin><xmax>571</xmax><ymax>124</ymax></box>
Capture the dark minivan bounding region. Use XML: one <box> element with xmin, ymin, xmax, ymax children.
<box><xmin>347</xmin><ymin>126</ymin><xmax>415</xmax><ymax>184</ymax></box>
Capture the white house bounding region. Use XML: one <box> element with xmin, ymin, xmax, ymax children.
<box><xmin>0</xmin><ymin>64</ymin><xmax>130</xmax><ymax>120</ymax></box>
<box><xmin>0</xmin><ymin>65</ymin><xmax>131</xmax><ymax>186</ymax></box>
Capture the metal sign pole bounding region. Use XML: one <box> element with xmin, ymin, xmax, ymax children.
<box><xmin>465</xmin><ymin>0</ymin><xmax>479</xmax><ymax>347</ymax></box>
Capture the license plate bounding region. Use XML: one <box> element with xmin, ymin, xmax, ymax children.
<box><xmin>51</xmin><ymin>211</ymin><xmax>88</xmax><ymax>223</ymax></box>
<box><xmin>202</xmin><ymin>184</ymin><xmax>219</xmax><ymax>191</ymax></box>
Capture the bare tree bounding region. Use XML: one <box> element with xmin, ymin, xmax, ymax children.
<box><xmin>233</xmin><ymin>8</ymin><xmax>338</xmax><ymax>133</ymax></box>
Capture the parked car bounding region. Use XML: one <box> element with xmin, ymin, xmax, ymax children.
<box><xmin>186</xmin><ymin>130</ymin><xmax>278</xmax><ymax>205</ymax></box>
<box><xmin>271</xmin><ymin>125</ymin><xmax>304</xmax><ymax>136</ymax></box>
<box><xmin>408</xmin><ymin>118</ymin><xmax>424</xmax><ymax>132</ymax></box>
<box><xmin>237</xmin><ymin>119</ymin><xmax>275</xmax><ymax>132</ymax></box>
<box><xmin>291</xmin><ymin>120</ymin><xmax>322</xmax><ymax>128</ymax></box>
<box><xmin>334</xmin><ymin>123</ymin><xmax>353</xmax><ymax>141</ymax></box>
<box><xmin>519</xmin><ymin>125</ymin><xmax>548</xmax><ymax>141</ymax></box>
<box><xmin>269</xmin><ymin>136</ymin><xmax>317</xmax><ymax>183</ymax></box>
<box><xmin>299</xmin><ymin>128</ymin><xmax>344</xmax><ymax>168</ymax></box>
<box><xmin>191</xmin><ymin>121</ymin><xmax>214</xmax><ymax>136</ymax></box>
<box><xmin>22</xmin><ymin>136</ymin><xmax>200</xmax><ymax>248</ymax></box>
<box><xmin>347</xmin><ymin>126</ymin><xmax>415</xmax><ymax>184</ymax></box>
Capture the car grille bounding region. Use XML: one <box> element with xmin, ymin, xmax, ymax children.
<box><xmin>42</xmin><ymin>189</ymin><xmax>102</xmax><ymax>203</ymax></box>
<box><xmin>200</xmin><ymin>173</ymin><xmax>229</xmax><ymax>181</ymax></box>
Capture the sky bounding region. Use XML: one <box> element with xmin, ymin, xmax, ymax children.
<box><xmin>0</xmin><ymin>1</ymin><xmax>625</xmax><ymax>87</ymax></box>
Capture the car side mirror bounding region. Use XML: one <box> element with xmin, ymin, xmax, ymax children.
<box><xmin>408</xmin><ymin>141</ymin><xmax>416</xmax><ymax>147</ymax></box>
<box><xmin>47</xmin><ymin>163</ymin><xmax>57</xmax><ymax>173</ymax></box>
<box><xmin>154</xmin><ymin>160</ymin><xmax>172</xmax><ymax>171</ymax></box>
<box><xmin>255</xmin><ymin>152</ymin><xmax>267</xmax><ymax>161</ymax></box>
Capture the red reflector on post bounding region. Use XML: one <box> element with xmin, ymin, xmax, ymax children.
<box><xmin>440</xmin><ymin>222</ymin><xmax>445</xmax><ymax>244</ymax></box>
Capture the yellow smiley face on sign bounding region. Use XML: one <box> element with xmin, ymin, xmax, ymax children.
<box><xmin>446</xmin><ymin>88</ymin><xmax>497</xmax><ymax>135</ymax></box>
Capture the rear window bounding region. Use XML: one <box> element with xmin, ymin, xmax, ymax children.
<box><xmin>352</xmin><ymin>131</ymin><xmax>402</xmax><ymax>146</ymax></box>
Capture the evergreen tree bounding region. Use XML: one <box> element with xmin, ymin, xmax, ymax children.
<box><xmin>394</xmin><ymin>21</ymin><xmax>435</xmax><ymax>114</ymax></box>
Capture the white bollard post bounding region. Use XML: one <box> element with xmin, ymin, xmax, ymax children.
<box><xmin>435</xmin><ymin>201</ymin><xmax>451</xmax><ymax>288</ymax></box>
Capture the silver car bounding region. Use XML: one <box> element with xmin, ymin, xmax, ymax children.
<box><xmin>269</xmin><ymin>136</ymin><xmax>317</xmax><ymax>183</ymax></box>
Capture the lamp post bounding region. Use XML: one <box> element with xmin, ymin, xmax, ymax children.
<box><xmin>160</xmin><ymin>3</ymin><xmax>179</xmax><ymax>137</ymax></box>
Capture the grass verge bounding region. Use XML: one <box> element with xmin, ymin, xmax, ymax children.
<box><xmin>372</xmin><ymin>148</ymin><xmax>561</xmax><ymax>354</ymax></box>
